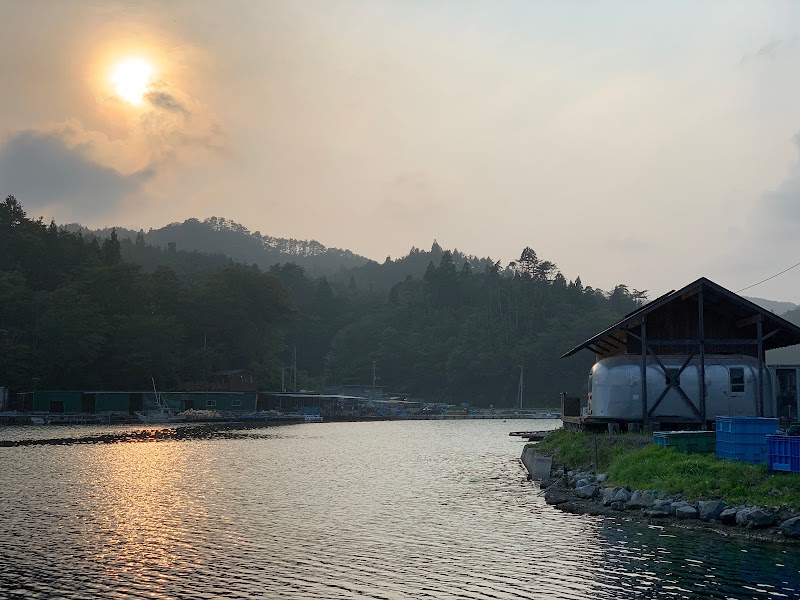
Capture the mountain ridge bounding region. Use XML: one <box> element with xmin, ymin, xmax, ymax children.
<box><xmin>62</xmin><ymin>217</ymin><xmax>371</xmax><ymax>277</ymax></box>
<box><xmin>64</xmin><ymin>217</ymin><xmax>799</xmax><ymax>308</ymax></box>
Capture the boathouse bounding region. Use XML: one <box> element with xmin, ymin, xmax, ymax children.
<box><xmin>214</xmin><ymin>370</ymin><xmax>258</xmax><ymax>392</ymax></box>
<box><xmin>19</xmin><ymin>389</ymin><xmax>257</xmax><ymax>416</ymax></box>
<box><xmin>561</xmin><ymin>277</ymin><xmax>800</xmax><ymax>430</ymax></box>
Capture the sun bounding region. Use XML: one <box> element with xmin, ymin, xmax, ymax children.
<box><xmin>111</xmin><ymin>59</ymin><xmax>153</xmax><ymax>105</ymax></box>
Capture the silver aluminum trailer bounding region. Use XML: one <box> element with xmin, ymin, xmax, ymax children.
<box><xmin>587</xmin><ymin>355</ymin><xmax>774</xmax><ymax>424</ymax></box>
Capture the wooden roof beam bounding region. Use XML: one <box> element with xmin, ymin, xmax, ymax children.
<box><xmin>736</xmin><ymin>314</ymin><xmax>764</xmax><ymax>328</ymax></box>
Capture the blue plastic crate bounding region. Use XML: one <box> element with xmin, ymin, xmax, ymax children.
<box><xmin>715</xmin><ymin>417</ymin><xmax>778</xmax><ymax>464</ymax></box>
<box><xmin>767</xmin><ymin>435</ymin><xmax>800</xmax><ymax>473</ymax></box>
<box><xmin>716</xmin><ymin>439</ymin><xmax>769</xmax><ymax>464</ymax></box>
<box><xmin>716</xmin><ymin>416</ymin><xmax>779</xmax><ymax>435</ymax></box>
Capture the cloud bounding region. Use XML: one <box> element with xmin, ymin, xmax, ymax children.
<box><xmin>759</xmin><ymin>133</ymin><xmax>800</xmax><ymax>237</ymax></box>
<box><xmin>0</xmin><ymin>129</ymin><xmax>150</xmax><ymax>220</ymax></box>
<box><xmin>0</xmin><ymin>76</ymin><xmax>226</xmax><ymax>221</ymax></box>
<box><xmin>145</xmin><ymin>90</ymin><xmax>189</xmax><ymax>115</ymax></box>
<box><xmin>379</xmin><ymin>172</ymin><xmax>442</xmax><ymax>222</ymax></box>
<box><xmin>740</xmin><ymin>36</ymin><xmax>800</xmax><ymax>65</ymax></box>
<box><xmin>603</xmin><ymin>237</ymin><xmax>649</xmax><ymax>253</ymax></box>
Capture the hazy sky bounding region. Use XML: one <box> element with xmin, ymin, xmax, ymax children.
<box><xmin>2</xmin><ymin>1</ymin><xmax>800</xmax><ymax>301</ymax></box>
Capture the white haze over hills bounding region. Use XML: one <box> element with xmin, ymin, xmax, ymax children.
<box><xmin>745</xmin><ymin>296</ymin><xmax>799</xmax><ymax>316</ymax></box>
<box><xmin>70</xmin><ymin>216</ymin><xmax>800</xmax><ymax>313</ymax></box>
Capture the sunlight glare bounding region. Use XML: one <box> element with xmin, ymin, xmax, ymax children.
<box><xmin>111</xmin><ymin>59</ymin><xmax>153</xmax><ymax>105</ymax></box>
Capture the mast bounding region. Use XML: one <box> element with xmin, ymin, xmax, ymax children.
<box><xmin>517</xmin><ymin>365</ymin><xmax>524</xmax><ymax>410</ymax></box>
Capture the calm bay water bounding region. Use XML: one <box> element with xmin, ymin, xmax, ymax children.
<box><xmin>1</xmin><ymin>419</ymin><xmax>799</xmax><ymax>599</ymax></box>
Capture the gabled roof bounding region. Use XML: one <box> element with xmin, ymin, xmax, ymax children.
<box><xmin>562</xmin><ymin>277</ymin><xmax>800</xmax><ymax>358</ymax></box>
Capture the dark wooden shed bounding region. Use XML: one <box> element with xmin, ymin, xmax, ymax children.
<box><xmin>562</xmin><ymin>277</ymin><xmax>800</xmax><ymax>427</ymax></box>
<box><xmin>214</xmin><ymin>370</ymin><xmax>257</xmax><ymax>392</ymax></box>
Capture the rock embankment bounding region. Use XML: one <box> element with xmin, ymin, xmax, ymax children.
<box><xmin>535</xmin><ymin>467</ymin><xmax>800</xmax><ymax>543</ymax></box>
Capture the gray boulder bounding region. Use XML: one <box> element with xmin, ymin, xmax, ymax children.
<box><xmin>735</xmin><ymin>508</ymin><xmax>753</xmax><ymax>527</ymax></box>
<box><xmin>744</xmin><ymin>509</ymin><xmax>774</xmax><ymax>528</ymax></box>
<box><xmin>776</xmin><ymin>508</ymin><xmax>797</xmax><ymax>524</ymax></box>
<box><xmin>597</xmin><ymin>473</ymin><xmax>607</xmax><ymax>483</ymax></box>
<box><xmin>675</xmin><ymin>505</ymin><xmax>700</xmax><ymax>520</ymax></box>
<box><xmin>601</xmin><ymin>488</ymin><xmax>616</xmax><ymax>506</ymax></box>
<box><xmin>646</xmin><ymin>509</ymin><xmax>670</xmax><ymax>518</ymax></box>
<box><xmin>627</xmin><ymin>490</ymin><xmax>658</xmax><ymax>509</ymax></box>
<box><xmin>544</xmin><ymin>487</ymin><xmax>572</xmax><ymax>505</ymax></box>
<box><xmin>626</xmin><ymin>490</ymin><xmax>644</xmax><ymax>508</ymax></box>
<box><xmin>669</xmin><ymin>501</ymin><xmax>691</xmax><ymax>516</ymax></box>
<box><xmin>610</xmin><ymin>501</ymin><xmax>625</xmax><ymax>511</ymax></box>
<box><xmin>699</xmin><ymin>500</ymin><xmax>726</xmax><ymax>522</ymax></box>
<box><xmin>575</xmin><ymin>478</ymin><xmax>591</xmax><ymax>489</ymax></box>
<box><xmin>575</xmin><ymin>484</ymin><xmax>600</xmax><ymax>499</ymax></box>
<box><xmin>719</xmin><ymin>508</ymin><xmax>738</xmax><ymax>525</ymax></box>
<box><xmin>613</xmin><ymin>488</ymin><xmax>632</xmax><ymax>503</ymax></box>
<box><xmin>639</xmin><ymin>491</ymin><xmax>657</xmax><ymax>508</ymax></box>
<box><xmin>652</xmin><ymin>500</ymin><xmax>672</xmax><ymax>513</ymax></box>
<box><xmin>780</xmin><ymin>516</ymin><xmax>800</xmax><ymax>538</ymax></box>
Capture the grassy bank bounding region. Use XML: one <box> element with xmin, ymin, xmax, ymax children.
<box><xmin>535</xmin><ymin>429</ymin><xmax>800</xmax><ymax>509</ymax></box>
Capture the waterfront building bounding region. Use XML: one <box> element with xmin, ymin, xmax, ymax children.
<box><xmin>562</xmin><ymin>277</ymin><xmax>800</xmax><ymax>431</ymax></box>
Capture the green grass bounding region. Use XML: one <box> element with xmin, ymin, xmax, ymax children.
<box><xmin>538</xmin><ymin>430</ymin><xmax>800</xmax><ymax>509</ymax></box>
<box><xmin>536</xmin><ymin>428</ymin><xmax>650</xmax><ymax>472</ymax></box>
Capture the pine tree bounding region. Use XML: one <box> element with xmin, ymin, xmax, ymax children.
<box><xmin>102</xmin><ymin>229</ymin><xmax>121</xmax><ymax>265</ymax></box>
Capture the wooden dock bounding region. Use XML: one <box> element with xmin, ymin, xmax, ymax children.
<box><xmin>509</xmin><ymin>431</ymin><xmax>547</xmax><ymax>441</ymax></box>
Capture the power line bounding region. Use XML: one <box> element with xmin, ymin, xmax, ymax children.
<box><xmin>736</xmin><ymin>259</ymin><xmax>800</xmax><ymax>293</ymax></box>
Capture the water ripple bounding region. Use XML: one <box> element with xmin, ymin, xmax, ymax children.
<box><xmin>1</xmin><ymin>420</ymin><xmax>799</xmax><ymax>599</ymax></box>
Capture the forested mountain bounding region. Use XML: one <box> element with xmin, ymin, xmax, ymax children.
<box><xmin>66</xmin><ymin>220</ymin><xmax>504</xmax><ymax>292</ymax></box>
<box><xmin>1</xmin><ymin>196</ymin><xmax>293</xmax><ymax>393</ymax></box>
<box><xmin>324</xmin><ymin>251</ymin><xmax>646</xmax><ymax>405</ymax></box>
<box><xmin>64</xmin><ymin>216</ymin><xmax>369</xmax><ymax>277</ymax></box>
<box><xmin>767</xmin><ymin>308</ymin><xmax>800</xmax><ymax>364</ymax></box>
<box><xmin>3</xmin><ymin>195</ymin><xmax>649</xmax><ymax>407</ymax></box>
<box><xmin>744</xmin><ymin>296</ymin><xmax>798</xmax><ymax>316</ymax></box>
<box><xmin>328</xmin><ymin>241</ymin><xmax>498</xmax><ymax>292</ymax></box>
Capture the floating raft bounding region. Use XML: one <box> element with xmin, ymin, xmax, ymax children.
<box><xmin>509</xmin><ymin>431</ymin><xmax>547</xmax><ymax>441</ymax></box>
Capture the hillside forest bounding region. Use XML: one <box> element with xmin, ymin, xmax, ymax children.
<box><xmin>1</xmin><ymin>195</ymin><xmax>650</xmax><ymax>407</ymax></box>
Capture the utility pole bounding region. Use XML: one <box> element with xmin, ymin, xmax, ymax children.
<box><xmin>517</xmin><ymin>365</ymin><xmax>524</xmax><ymax>410</ymax></box>
<box><xmin>372</xmin><ymin>360</ymin><xmax>377</xmax><ymax>387</ymax></box>
<box><xmin>292</xmin><ymin>345</ymin><xmax>297</xmax><ymax>392</ymax></box>
<box><xmin>203</xmin><ymin>331</ymin><xmax>208</xmax><ymax>399</ymax></box>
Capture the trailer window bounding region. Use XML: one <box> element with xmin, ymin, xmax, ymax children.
<box><xmin>730</xmin><ymin>368</ymin><xmax>745</xmax><ymax>394</ymax></box>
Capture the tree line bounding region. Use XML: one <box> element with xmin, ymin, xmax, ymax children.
<box><xmin>0</xmin><ymin>195</ymin><xmax>646</xmax><ymax>407</ymax></box>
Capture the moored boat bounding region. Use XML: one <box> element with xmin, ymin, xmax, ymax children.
<box><xmin>135</xmin><ymin>378</ymin><xmax>186</xmax><ymax>424</ymax></box>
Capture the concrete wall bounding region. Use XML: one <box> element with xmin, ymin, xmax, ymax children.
<box><xmin>521</xmin><ymin>446</ymin><xmax>553</xmax><ymax>481</ymax></box>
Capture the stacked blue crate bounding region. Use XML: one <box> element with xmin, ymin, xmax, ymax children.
<box><xmin>767</xmin><ymin>435</ymin><xmax>800</xmax><ymax>473</ymax></box>
<box><xmin>715</xmin><ymin>417</ymin><xmax>779</xmax><ymax>464</ymax></box>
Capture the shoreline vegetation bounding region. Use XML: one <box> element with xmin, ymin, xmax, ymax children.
<box><xmin>529</xmin><ymin>429</ymin><xmax>800</xmax><ymax>543</ymax></box>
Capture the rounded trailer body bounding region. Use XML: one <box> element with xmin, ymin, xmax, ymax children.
<box><xmin>588</xmin><ymin>354</ymin><xmax>773</xmax><ymax>423</ymax></box>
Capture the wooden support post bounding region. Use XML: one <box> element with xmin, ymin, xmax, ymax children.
<box><xmin>641</xmin><ymin>318</ymin><xmax>648</xmax><ymax>427</ymax></box>
<box><xmin>757</xmin><ymin>316</ymin><xmax>764</xmax><ymax>417</ymax></box>
<box><xmin>699</xmin><ymin>290</ymin><xmax>706</xmax><ymax>425</ymax></box>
